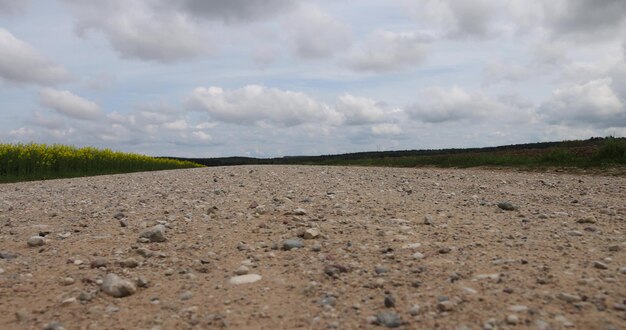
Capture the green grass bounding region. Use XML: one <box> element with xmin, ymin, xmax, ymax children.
<box><xmin>311</xmin><ymin>138</ymin><xmax>626</xmax><ymax>169</ymax></box>
<box><xmin>0</xmin><ymin>143</ymin><xmax>203</xmax><ymax>183</ymax></box>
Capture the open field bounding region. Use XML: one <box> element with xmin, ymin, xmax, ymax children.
<box><xmin>0</xmin><ymin>144</ymin><xmax>203</xmax><ymax>183</ymax></box>
<box><xmin>0</xmin><ymin>166</ymin><xmax>625</xmax><ymax>329</ymax></box>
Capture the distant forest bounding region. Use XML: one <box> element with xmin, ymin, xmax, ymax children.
<box><xmin>168</xmin><ymin>137</ymin><xmax>624</xmax><ymax>167</ymax></box>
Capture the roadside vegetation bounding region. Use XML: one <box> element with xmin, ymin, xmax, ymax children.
<box><xmin>0</xmin><ymin>143</ymin><xmax>203</xmax><ymax>183</ymax></box>
<box><xmin>178</xmin><ymin>137</ymin><xmax>626</xmax><ymax>172</ymax></box>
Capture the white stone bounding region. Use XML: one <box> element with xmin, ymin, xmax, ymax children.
<box><xmin>229</xmin><ymin>274</ymin><xmax>262</xmax><ymax>285</ymax></box>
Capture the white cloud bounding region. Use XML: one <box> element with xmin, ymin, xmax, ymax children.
<box><xmin>184</xmin><ymin>85</ymin><xmax>342</xmax><ymax>127</ymax></box>
<box><xmin>335</xmin><ymin>94</ymin><xmax>398</xmax><ymax>125</ymax></box>
<box><xmin>287</xmin><ymin>5</ymin><xmax>352</xmax><ymax>59</ymax></box>
<box><xmin>0</xmin><ymin>28</ymin><xmax>71</xmax><ymax>85</ymax></box>
<box><xmin>483</xmin><ymin>60</ymin><xmax>531</xmax><ymax>85</ymax></box>
<box><xmin>345</xmin><ymin>30</ymin><xmax>431</xmax><ymax>72</ymax></box>
<box><xmin>407</xmin><ymin>86</ymin><xmax>502</xmax><ymax>123</ymax></box>
<box><xmin>39</xmin><ymin>88</ymin><xmax>101</xmax><ymax>120</ymax></box>
<box><xmin>371</xmin><ymin>123</ymin><xmax>402</xmax><ymax>136</ymax></box>
<box><xmin>63</xmin><ymin>0</ymin><xmax>209</xmax><ymax>63</ymax></box>
<box><xmin>28</xmin><ymin>111</ymin><xmax>66</xmax><ymax>130</ymax></box>
<box><xmin>540</xmin><ymin>78</ymin><xmax>625</xmax><ymax>128</ymax></box>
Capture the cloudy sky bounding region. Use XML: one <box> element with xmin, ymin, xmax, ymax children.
<box><xmin>1</xmin><ymin>0</ymin><xmax>625</xmax><ymax>157</ymax></box>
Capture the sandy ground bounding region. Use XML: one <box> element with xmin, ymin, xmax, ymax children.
<box><xmin>0</xmin><ymin>165</ymin><xmax>625</xmax><ymax>330</ymax></box>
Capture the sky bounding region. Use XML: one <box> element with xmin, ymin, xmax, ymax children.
<box><xmin>1</xmin><ymin>0</ymin><xmax>625</xmax><ymax>158</ymax></box>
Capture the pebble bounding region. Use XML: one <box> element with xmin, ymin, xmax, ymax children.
<box><xmin>139</xmin><ymin>225</ymin><xmax>167</xmax><ymax>243</ymax></box>
<box><xmin>235</xmin><ymin>265</ymin><xmax>249</xmax><ymax>275</ymax></box>
<box><xmin>303</xmin><ymin>228</ymin><xmax>320</xmax><ymax>239</ymax></box>
<box><xmin>61</xmin><ymin>297</ymin><xmax>77</xmax><ymax>306</ymax></box>
<box><xmin>497</xmin><ymin>202</ymin><xmax>517</xmax><ymax>211</ymax></box>
<box><xmin>282</xmin><ymin>239</ymin><xmax>304</xmax><ymax>250</ymax></box>
<box><xmin>320</xmin><ymin>295</ymin><xmax>336</xmax><ymax>307</ymax></box>
<box><xmin>311</xmin><ymin>243</ymin><xmax>322</xmax><ymax>252</ymax></box>
<box><xmin>593</xmin><ymin>261</ymin><xmax>608</xmax><ymax>270</ymax></box>
<box><xmin>384</xmin><ymin>295</ymin><xmax>396</xmax><ymax>308</ymax></box>
<box><xmin>0</xmin><ymin>251</ymin><xmax>18</xmax><ymax>259</ymax></box>
<box><xmin>507</xmin><ymin>305</ymin><xmax>528</xmax><ymax>312</ymax></box>
<box><xmin>293</xmin><ymin>208</ymin><xmax>307</xmax><ymax>215</ymax></box>
<box><xmin>179</xmin><ymin>291</ymin><xmax>193</xmax><ymax>301</ymax></box>
<box><xmin>557</xmin><ymin>292</ymin><xmax>582</xmax><ymax>303</ymax></box>
<box><xmin>228</xmin><ymin>274</ymin><xmax>262</xmax><ymax>285</ymax></box>
<box><xmin>101</xmin><ymin>273</ymin><xmax>137</xmax><ymax>298</ymax></box>
<box><xmin>438</xmin><ymin>247</ymin><xmax>451</xmax><ymax>254</ymax></box>
<box><xmin>90</xmin><ymin>258</ymin><xmax>108</xmax><ymax>268</ymax></box>
<box><xmin>27</xmin><ymin>236</ymin><xmax>45</xmax><ymax>247</ymax></box>
<box><xmin>619</xmin><ymin>267</ymin><xmax>626</xmax><ymax>274</ymax></box>
<box><xmin>43</xmin><ymin>322</ymin><xmax>66</xmax><ymax>330</ymax></box>
<box><xmin>409</xmin><ymin>304</ymin><xmax>420</xmax><ymax>316</ymax></box>
<box><xmin>119</xmin><ymin>258</ymin><xmax>139</xmax><ymax>268</ymax></box>
<box><xmin>412</xmin><ymin>252</ymin><xmax>425</xmax><ymax>260</ymax></box>
<box><xmin>375</xmin><ymin>311</ymin><xmax>403</xmax><ymax>328</ymax></box>
<box><xmin>374</xmin><ymin>266</ymin><xmax>389</xmax><ymax>275</ymax></box>
<box><xmin>506</xmin><ymin>314</ymin><xmax>519</xmax><ymax>325</ymax></box>
<box><xmin>576</xmin><ymin>217</ymin><xmax>596</xmax><ymax>224</ymax></box>
<box><xmin>424</xmin><ymin>215</ymin><xmax>434</xmax><ymax>225</ymax></box>
<box><xmin>437</xmin><ymin>301</ymin><xmax>455</xmax><ymax>312</ymax></box>
<box><xmin>61</xmin><ymin>277</ymin><xmax>75</xmax><ymax>286</ymax></box>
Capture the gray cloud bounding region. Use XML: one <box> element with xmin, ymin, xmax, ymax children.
<box><xmin>63</xmin><ymin>0</ymin><xmax>208</xmax><ymax>63</ymax></box>
<box><xmin>0</xmin><ymin>28</ymin><xmax>72</xmax><ymax>85</ymax></box>
<box><xmin>540</xmin><ymin>78</ymin><xmax>626</xmax><ymax>128</ymax></box>
<box><xmin>0</xmin><ymin>0</ymin><xmax>29</xmax><ymax>16</ymax></box>
<box><xmin>287</xmin><ymin>5</ymin><xmax>352</xmax><ymax>59</ymax></box>
<box><xmin>546</xmin><ymin>0</ymin><xmax>626</xmax><ymax>37</ymax></box>
<box><xmin>39</xmin><ymin>88</ymin><xmax>101</xmax><ymax>120</ymax></box>
<box><xmin>179</xmin><ymin>0</ymin><xmax>296</xmax><ymax>22</ymax></box>
<box><xmin>345</xmin><ymin>30</ymin><xmax>431</xmax><ymax>72</ymax></box>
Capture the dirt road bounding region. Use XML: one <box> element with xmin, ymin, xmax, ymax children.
<box><xmin>1</xmin><ymin>166</ymin><xmax>625</xmax><ymax>329</ymax></box>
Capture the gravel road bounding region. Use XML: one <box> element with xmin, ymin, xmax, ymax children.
<box><xmin>1</xmin><ymin>166</ymin><xmax>625</xmax><ymax>329</ymax></box>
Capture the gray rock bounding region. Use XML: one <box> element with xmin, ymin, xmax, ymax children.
<box><xmin>497</xmin><ymin>202</ymin><xmax>518</xmax><ymax>211</ymax></box>
<box><xmin>293</xmin><ymin>208</ymin><xmax>307</xmax><ymax>215</ymax></box>
<box><xmin>179</xmin><ymin>291</ymin><xmax>193</xmax><ymax>301</ymax></box>
<box><xmin>576</xmin><ymin>217</ymin><xmax>596</xmax><ymax>224</ymax></box>
<box><xmin>43</xmin><ymin>322</ymin><xmax>65</xmax><ymax>330</ymax></box>
<box><xmin>384</xmin><ymin>295</ymin><xmax>396</xmax><ymax>308</ymax></box>
<box><xmin>320</xmin><ymin>295</ymin><xmax>336</xmax><ymax>307</ymax></box>
<box><xmin>619</xmin><ymin>267</ymin><xmax>626</xmax><ymax>274</ymax></box>
<box><xmin>0</xmin><ymin>251</ymin><xmax>18</xmax><ymax>259</ymax></box>
<box><xmin>27</xmin><ymin>236</ymin><xmax>45</xmax><ymax>247</ymax></box>
<box><xmin>90</xmin><ymin>258</ymin><xmax>108</xmax><ymax>268</ymax></box>
<box><xmin>409</xmin><ymin>304</ymin><xmax>420</xmax><ymax>316</ymax></box>
<box><xmin>311</xmin><ymin>243</ymin><xmax>322</xmax><ymax>252</ymax></box>
<box><xmin>424</xmin><ymin>215</ymin><xmax>434</xmax><ymax>225</ymax></box>
<box><xmin>437</xmin><ymin>301</ymin><xmax>455</xmax><ymax>312</ymax></box>
<box><xmin>303</xmin><ymin>228</ymin><xmax>320</xmax><ymax>239</ymax></box>
<box><xmin>374</xmin><ymin>266</ymin><xmax>389</xmax><ymax>275</ymax></box>
<box><xmin>593</xmin><ymin>261</ymin><xmax>609</xmax><ymax>270</ymax></box>
<box><xmin>282</xmin><ymin>239</ymin><xmax>304</xmax><ymax>250</ymax></box>
<box><xmin>101</xmin><ymin>273</ymin><xmax>137</xmax><ymax>298</ymax></box>
<box><xmin>118</xmin><ymin>258</ymin><xmax>139</xmax><ymax>268</ymax></box>
<box><xmin>506</xmin><ymin>314</ymin><xmax>519</xmax><ymax>325</ymax></box>
<box><xmin>139</xmin><ymin>225</ymin><xmax>166</xmax><ymax>243</ymax></box>
<box><xmin>557</xmin><ymin>292</ymin><xmax>582</xmax><ymax>303</ymax></box>
<box><xmin>375</xmin><ymin>311</ymin><xmax>403</xmax><ymax>328</ymax></box>
<box><xmin>234</xmin><ymin>265</ymin><xmax>249</xmax><ymax>275</ymax></box>
<box><xmin>228</xmin><ymin>274</ymin><xmax>262</xmax><ymax>285</ymax></box>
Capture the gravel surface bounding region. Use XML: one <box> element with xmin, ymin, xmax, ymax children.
<box><xmin>0</xmin><ymin>165</ymin><xmax>625</xmax><ymax>329</ymax></box>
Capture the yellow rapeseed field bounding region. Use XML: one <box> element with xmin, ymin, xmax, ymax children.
<box><xmin>0</xmin><ymin>143</ymin><xmax>203</xmax><ymax>183</ymax></box>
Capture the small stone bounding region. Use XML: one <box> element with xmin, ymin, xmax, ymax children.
<box><xmin>303</xmin><ymin>228</ymin><xmax>320</xmax><ymax>239</ymax></box>
<box><xmin>619</xmin><ymin>267</ymin><xmax>626</xmax><ymax>274</ymax></box>
<box><xmin>557</xmin><ymin>292</ymin><xmax>582</xmax><ymax>303</ymax></box>
<box><xmin>282</xmin><ymin>239</ymin><xmax>304</xmax><ymax>250</ymax></box>
<box><xmin>61</xmin><ymin>277</ymin><xmax>75</xmax><ymax>286</ymax></box>
<box><xmin>61</xmin><ymin>297</ymin><xmax>76</xmax><ymax>306</ymax></box>
<box><xmin>293</xmin><ymin>208</ymin><xmax>307</xmax><ymax>215</ymax></box>
<box><xmin>576</xmin><ymin>217</ymin><xmax>596</xmax><ymax>224</ymax></box>
<box><xmin>311</xmin><ymin>243</ymin><xmax>322</xmax><ymax>252</ymax></box>
<box><xmin>43</xmin><ymin>322</ymin><xmax>65</xmax><ymax>330</ymax></box>
<box><xmin>613</xmin><ymin>303</ymin><xmax>626</xmax><ymax>311</ymax></box>
<box><xmin>324</xmin><ymin>264</ymin><xmax>348</xmax><ymax>277</ymax></box>
<box><xmin>27</xmin><ymin>236</ymin><xmax>45</xmax><ymax>247</ymax></box>
<box><xmin>139</xmin><ymin>225</ymin><xmax>166</xmax><ymax>243</ymax></box>
<box><xmin>119</xmin><ymin>219</ymin><xmax>128</xmax><ymax>227</ymax></box>
<box><xmin>384</xmin><ymin>295</ymin><xmax>396</xmax><ymax>308</ymax></box>
<box><xmin>119</xmin><ymin>258</ymin><xmax>139</xmax><ymax>268</ymax></box>
<box><xmin>375</xmin><ymin>311</ymin><xmax>403</xmax><ymax>328</ymax></box>
<box><xmin>497</xmin><ymin>202</ymin><xmax>517</xmax><ymax>211</ymax></box>
<box><xmin>437</xmin><ymin>301</ymin><xmax>455</xmax><ymax>312</ymax></box>
<box><xmin>593</xmin><ymin>261</ymin><xmax>608</xmax><ymax>270</ymax></box>
<box><xmin>506</xmin><ymin>314</ymin><xmax>519</xmax><ymax>325</ymax></box>
<box><xmin>438</xmin><ymin>246</ymin><xmax>451</xmax><ymax>254</ymax></box>
<box><xmin>228</xmin><ymin>274</ymin><xmax>262</xmax><ymax>285</ymax></box>
<box><xmin>101</xmin><ymin>273</ymin><xmax>137</xmax><ymax>298</ymax></box>
<box><xmin>424</xmin><ymin>215</ymin><xmax>434</xmax><ymax>225</ymax></box>
<box><xmin>320</xmin><ymin>295</ymin><xmax>336</xmax><ymax>307</ymax></box>
<box><xmin>136</xmin><ymin>276</ymin><xmax>150</xmax><ymax>288</ymax></box>
<box><xmin>235</xmin><ymin>265</ymin><xmax>249</xmax><ymax>275</ymax></box>
<box><xmin>90</xmin><ymin>258</ymin><xmax>108</xmax><ymax>268</ymax></box>
<box><xmin>113</xmin><ymin>212</ymin><xmax>125</xmax><ymax>220</ymax></box>
<box><xmin>179</xmin><ymin>291</ymin><xmax>193</xmax><ymax>301</ymax></box>
<box><xmin>409</xmin><ymin>304</ymin><xmax>420</xmax><ymax>316</ymax></box>
<box><xmin>0</xmin><ymin>251</ymin><xmax>18</xmax><ymax>259</ymax></box>
<box><xmin>15</xmin><ymin>309</ymin><xmax>29</xmax><ymax>322</ymax></box>
<box><xmin>374</xmin><ymin>266</ymin><xmax>389</xmax><ymax>275</ymax></box>
<box><xmin>508</xmin><ymin>305</ymin><xmax>528</xmax><ymax>312</ymax></box>
<box><xmin>412</xmin><ymin>252</ymin><xmax>424</xmax><ymax>260</ymax></box>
